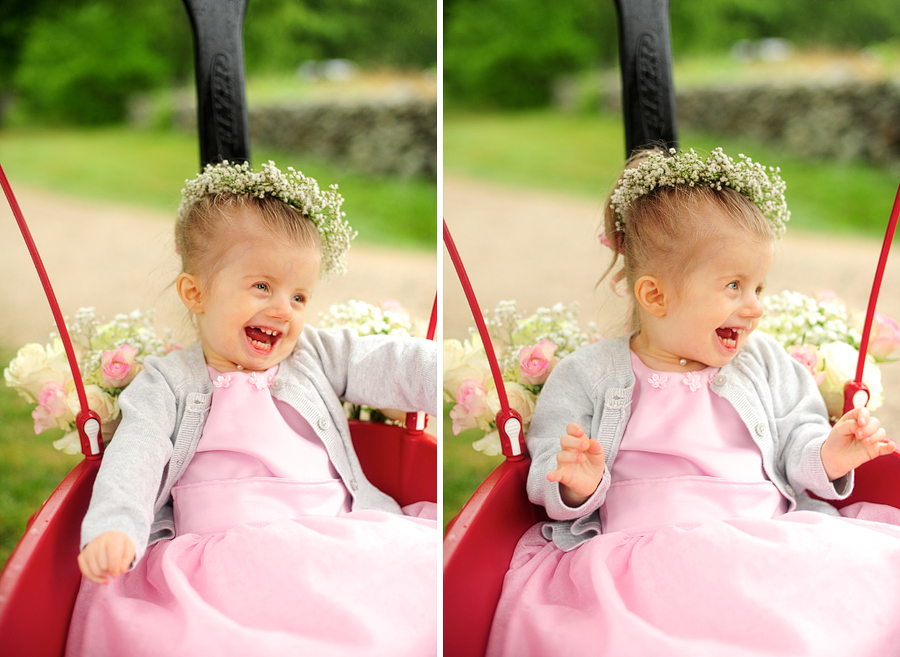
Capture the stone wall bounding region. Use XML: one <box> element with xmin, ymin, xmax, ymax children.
<box><xmin>172</xmin><ymin>98</ymin><xmax>436</xmax><ymax>179</ymax></box>
<box><xmin>676</xmin><ymin>81</ymin><xmax>900</xmax><ymax>164</ymax></box>
<box><xmin>249</xmin><ymin>99</ymin><xmax>436</xmax><ymax>179</ymax></box>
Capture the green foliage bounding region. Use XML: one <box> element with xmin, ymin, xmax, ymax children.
<box><xmin>245</xmin><ymin>0</ymin><xmax>436</xmax><ymax>72</ymax></box>
<box><xmin>445</xmin><ymin>0</ymin><xmax>900</xmax><ymax>108</ymax></box>
<box><xmin>443</xmin><ymin>0</ymin><xmax>616</xmax><ymax>109</ymax></box>
<box><xmin>5</xmin><ymin>0</ymin><xmax>435</xmax><ymax>126</ymax></box>
<box><xmin>14</xmin><ymin>2</ymin><xmax>190</xmax><ymax>124</ymax></box>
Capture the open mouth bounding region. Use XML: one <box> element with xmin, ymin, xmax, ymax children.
<box><xmin>244</xmin><ymin>326</ymin><xmax>282</xmax><ymax>354</ymax></box>
<box><xmin>715</xmin><ymin>327</ymin><xmax>743</xmax><ymax>350</ymax></box>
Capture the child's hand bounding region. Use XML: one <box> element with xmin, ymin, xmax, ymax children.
<box><xmin>820</xmin><ymin>407</ymin><xmax>897</xmax><ymax>481</ymax></box>
<box><xmin>546</xmin><ymin>422</ymin><xmax>606</xmax><ymax>507</ymax></box>
<box><xmin>77</xmin><ymin>531</ymin><xmax>135</xmax><ymax>585</ymax></box>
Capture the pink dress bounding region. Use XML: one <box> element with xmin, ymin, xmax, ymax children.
<box><xmin>66</xmin><ymin>367</ymin><xmax>437</xmax><ymax>657</ymax></box>
<box><xmin>487</xmin><ymin>352</ymin><xmax>900</xmax><ymax>657</ymax></box>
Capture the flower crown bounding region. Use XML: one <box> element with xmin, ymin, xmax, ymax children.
<box><xmin>609</xmin><ymin>147</ymin><xmax>790</xmax><ymax>237</ymax></box>
<box><xmin>178</xmin><ymin>160</ymin><xmax>356</xmax><ymax>277</ymax></box>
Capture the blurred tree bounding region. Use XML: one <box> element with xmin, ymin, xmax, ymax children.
<box><xmin>244</xmin><ymin>0</ymin><xmax>437</xmax><ymax>72</ymax></box>
<box><xmin>7</xmin><ymin>0</ymin><xmax>435</xmax><ymax>126</ymax></box>
<box><xmin>445</xmin><ymin>0</ymin><xmax>900</xmax><ymax>108</ymax></box>
<box><xmin>443</xmin><ymin>0</ymin><xmax>616</xmax><ymax>108</ymax></box>
<box><xmin>13</xmin><ymin>1</ymin><xmax>190</xmax><ymax>124</ymax></box>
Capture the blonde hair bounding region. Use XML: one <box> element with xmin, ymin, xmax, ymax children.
<box><xmin>175</xmin><ymin>194</ymin><xmax>322</xmax><ymax>283</ymax></box>
<box><xmin>602</xmin><ymin>149</ymin><xmax>776</xmax><ymax>328</ymax></box>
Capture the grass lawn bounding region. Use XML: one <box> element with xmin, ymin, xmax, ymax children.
<box><xmin>0</xmin><ymin>126</ymin><xmax>436</xmax><ymax>250</ymax></box>
<box><xmin>444</xmin><ymin>109</ymin><xmax>900</xmax><ymax>239</ymax></box>
<box><xmin>443</xmin><ymin>406</ymin><xmax>503</xmax><ymax>531</ymax></box>
<box><xmin>0</xmin><ymin>350</ymin><xmax>79</xmax><ymax>570</ymax></box>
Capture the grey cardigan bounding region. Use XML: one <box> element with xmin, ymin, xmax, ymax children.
<box><xmin>81</xmin><ymin>325</ymin><xmax>437</xmax><ymax>563</ymax></box>
<box><xmin>526</xmin><ymin>331</ymin><xmax>853</xmax><ymax>551</ymax></box>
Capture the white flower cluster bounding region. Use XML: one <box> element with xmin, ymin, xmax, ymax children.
<box><xmin>62</xmin><ymin>308</ymin><xmax>174</xmax><ymax>385</ymax></box>
<box><xmin>444</xmin><ymin>300</ymin><xmax>599</xmax><ymax>456</ymax></box>
<box><xmin>758</xmin><ymin>291</ymin><xmax>860</xmax><ymax>349</ymax></box>
<box><xmin>178</xmin><ymin>160</ymin><xmax>356</xmax><ymax>277</ymax></box>
<box><xmin>4</xmin><ymin>307</ymin><xmax>176</xmax><ymax>453</ymax></box>
<box><xmin>317</xmin><ymin>299</ymin><xmax>416</xmax><ymax>338</ymax></box>
<box><xmin>610</xmin><ymin>148</ymin><xmax>790</xmax><ymax>236</ymax></box>
<box><xmin>486</xmin><ymin>301</ymin><xmax>597</xmax><ymax>377</ymax></box>
<box><xmin>318</xmin><ymin>299</ymin><xmax>422</xmax><ymax>425</ymax></box>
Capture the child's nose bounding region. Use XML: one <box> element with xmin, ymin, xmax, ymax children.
<box><xmin>267</xmin><ymin>296</ymin><xmax>293</xmax><ymax>320</ymax></box>
<box><xmin>741</xmin><ymin>294</ymin><xmax>764</xmax><ymax>318</ymax></box>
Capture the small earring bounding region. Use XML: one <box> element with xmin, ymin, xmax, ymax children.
<box><xmin>679</xmin><ymin>358</ymin><xmax>687</xmax><ymax>366</ymax></box>
<box><xmin>236</xmin><ymin>365</ymin><xmax>243</xmax><ymax>370</ymax></box>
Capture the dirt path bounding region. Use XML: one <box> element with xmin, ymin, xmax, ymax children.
<box><xmin>444</xmin><ymin>174</ymin><xmax>900</xmax><ymax>436</ymax></box>
<box><xmin>3</xmin><ymin>185</ymin><xmax>437</xmax><ymax>348</ymax></box>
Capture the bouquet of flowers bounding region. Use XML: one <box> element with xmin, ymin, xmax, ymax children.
<box><xmin>443</xmin><ymin>301</ymin><xmax>600</xmax><ymax>455</ymax></box>
<box><xmin>758</xmin><ymin>290</ymin><xmax>900</xmax><ymax>418</ymax></box>
<box><xmin>318</xmin><ymin>299</ymin><xmax>424</xmax><ymax>423</ymax></box>
<box><xmin>4</xmin><ymin>308</ymin><xmax>178</xmax><ymax>454</ymax></box>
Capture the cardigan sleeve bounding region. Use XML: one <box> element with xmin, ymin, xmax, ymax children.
<box><xmin>79</xmin><ymin>357</ymin><xmax>178</xmax><ymax>564</ymax></box>
<box><xmin>525</xmin><ymin>350</ymin><xmax>611</xmax><ymax>521</ymax></box>
<box><xmin>757</xmin><ymin>334</ymin><xmax>854</xmax><ymax>500</ymax></box>
<box><xmin>301</xmin><ymin>326</ymin><xmax>438</xmax><ymax>418</ymax></box>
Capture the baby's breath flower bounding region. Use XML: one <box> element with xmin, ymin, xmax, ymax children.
<box><xmin>759</xmin><ymin>291</ymin><xmax>859</xmax><ymax>349</ymax></box>
<box><xmin>610</xmin><ymin>147</ymin><xmax>790</xmax><ymax>237</ymax></box>
<box><xmin>178</xmin><ymin>160</ymin><xmax>356</xmax><ymax>278</ymax></box>
<box><xmin>318</xmin><ymin>300</ymin><xmax>415</xmax><ymax>338</ymax></box>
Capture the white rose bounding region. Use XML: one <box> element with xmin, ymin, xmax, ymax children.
<box><xmin>485</xmin><ymin>380</ymin><xmax>537</xmax><ymax>428</ymax></box>
<box><xmin>66</xmin><ymin>384</ymin><xmax>120</xmax><ymax>426</ymax></box>
<box><xmin>472</xmin><ymin>430</ymin><xmax>502</xmax><ymax>456</ymax></box>
<box><xmin>816</xmin><ymin>342</ymin><xmax>883</xmax><ymax>418</ymax></box>
<box><xmin>4</xmin><ymin>342</ymin><xmax>71</xmax><ymax>404</ymax></box>
<box><xmin>443</xmin><ymin>339</ymin><xmax>490</xmax><ymax>403</ymax></box>
<box><xmin>53</xmin><ymin>430</ymin><xmax>82</xmax><ymax>455</ymax></box>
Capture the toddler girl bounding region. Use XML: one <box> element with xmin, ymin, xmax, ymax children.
<box><xmin>487</xmin><ymin>148</ymin><xmax>900</xmax><ymax>656</ymax></box>
<box><xmin>66</xmin><ymin>161</ymin><xmax>438</xmax><ymax>657</ymax></box>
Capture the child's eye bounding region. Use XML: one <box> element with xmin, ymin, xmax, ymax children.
<box><xmin>292</xmin><ymin>294</ymin><xmax>306</xmax><ymax>304</ymax></box>
<box><xmin>727</xmin><ymin>281</ymin><xmax>739</xmax><ymax>290</ymax></box>
<box><xmin>254</xmin><ymin>282</ymin><xmax>268</xmax><ymax>292</ymax></box>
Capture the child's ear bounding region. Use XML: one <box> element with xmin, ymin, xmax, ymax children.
<box><xmin>634</xmin><ymin>275</ymin><xmax>668</xmax><ymax>317</ymax></box>
<box><xmin>176</xmin><ymin>273</ymin><xmax>204</xmax><ymax>314</ymax></box>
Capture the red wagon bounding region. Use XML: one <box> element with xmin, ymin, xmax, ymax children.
<box><xmin>0</xmin><ymin>2</ymin><xmax>438</xmax><ymax>655</ymax></box>
<box><xmin>443</xmin><ymin>1</ymin><xmax>900</xmax><ymax>656</ymax></box>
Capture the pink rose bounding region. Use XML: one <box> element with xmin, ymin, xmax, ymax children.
<box><xmin>450</xmin><ymin>378</ymin><xmax>489</xmax><ymax>435</ymax></box>
<box><xmin>869</xmin><ymin>312</ymin><xmax>900</xmax><ymax>362</ymax></box>
<box><xmin>814</xmin><ymin>289</ymin><xmax>843</xmax><ymax>305</ymax></box>
<box><xmin>32</xmin><ymin>381</ymin><xmax>70</xmax><ymax>434</ymax></box>
<box><xmin>100</xmin><ymin>344</ymin><xmax>140</xmax><ymax>387</ymax></box>
<box><xmin>518</xmin><ymin>340</ymin><xmax>559</xmax><ymax>385</ymax></box>
<box><xmin>456</xmin><ymin>378</ymin><xmax>487</xmax><ymax>411</ymax></box>
<box><xmin>787</xmin><ymin>345</ymin><xmax>825</xmax><ymax>386</ymax></box>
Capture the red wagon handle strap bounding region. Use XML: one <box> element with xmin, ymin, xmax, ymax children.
<box><xmin>444</xmin><ymin>219</ymin><xmax>526</xmax><ymax>460</ymax></box>
<box><xmin>0</xmin><ymin>163</ymin><xmax>104</xmax><ymax>459</ymax></box>
<box><xmin>843</xmin><ymin>180</ymin><xmax>900</xmax><ymax>415</ymax></box>
<box><xmin>404</xmin><ymin>292</ymin><xmax>438</xmax><ymax>434</ymax></box>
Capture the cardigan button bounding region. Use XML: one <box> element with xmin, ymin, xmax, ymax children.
<box><xmin>755</xmin><ymin>423</ymin><xmax>767</xmax><ymax>436</ymax></box>
<box><xmin>350</xmin><ymin>478</ymin><xmax>359</xmax><ymax>491</ymax></box>
<box><xmin>271</xmin><ymin>379</ymin><xmax>283</xmax><ymax>390</ymax></box>
<box><xmin>317</xmin><ymin>417</ymin><xmax>330</xmax><ymax>430</ymax></box>
<box><xmin>785</xmin><ymin>485</ymin><xmax>795</xmax><ymax>497</ymax></box>
<box><xmin>713</xmin><ymin>374</ymin><xmax>727</xmax><ymax>386</ymax></box>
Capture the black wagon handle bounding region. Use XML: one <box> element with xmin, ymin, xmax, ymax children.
<box><xmin>181</xmin><ymin>0</ymin><xmax>252</xmax><ymax>169</ymax></box>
